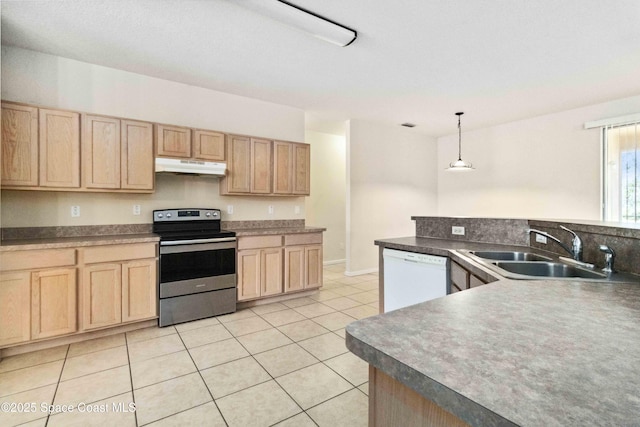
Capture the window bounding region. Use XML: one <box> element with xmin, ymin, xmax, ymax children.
<box><xmin>603</xmin><ymin>121</ymin><xmax>640</xmax><ymax>222</ymax></box>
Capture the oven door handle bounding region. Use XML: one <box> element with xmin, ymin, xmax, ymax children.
<box><xmin>160</xmin><ymin>237</ymin><xmax>237</xmax><ymax>246</ymax></box>
<box><xmin>160</xmin><ymin>240</ymin><xmax>237</xmax><ymax>254</ymax></box>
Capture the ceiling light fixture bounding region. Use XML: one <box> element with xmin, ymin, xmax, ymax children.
<box><xmin>243</xmin><ymin>0</ymin><xmax>357</xmax><ymax>47</ymax></box>
<box><xmin>446</xmin><ymin>112</ymin><xmax>474</xmax><ymax>171</ymax></box>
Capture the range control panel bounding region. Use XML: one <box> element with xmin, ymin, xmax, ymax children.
<box><xmin>153</xmin><ymin>209</ymin><xmax>221</xmax><ymax>222</ymax></box>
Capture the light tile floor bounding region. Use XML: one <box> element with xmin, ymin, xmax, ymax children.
<box><xmin>0</xmin><ymin>263</ymin><xmax>378</xmax><ymax>427</ymax></box>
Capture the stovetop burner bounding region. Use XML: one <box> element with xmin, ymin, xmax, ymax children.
<box><xmin>152</xmin><ymin>208</ymin><xmax>235</xmax><ymax>242</ymax></box>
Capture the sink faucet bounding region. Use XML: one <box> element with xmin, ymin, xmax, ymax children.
<box><xmin>527</xmin><ymin>226</ymin><xmax>583</xmax><ymax>261</ymax></box>
<box><xmin>599</xmin><ymin>245</ymin><xmax>615</xmax><ymax>273</ymax></box>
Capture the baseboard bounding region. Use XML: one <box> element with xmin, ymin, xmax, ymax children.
<box><xmin>344</xmin><ymin>268</ymin><xmax>378</xmax><ymax>277</ymax></box>
<box><xmin>323</xmin><ymin>259</ymin><xmax>346</xmax><ymax>266</ymax></box>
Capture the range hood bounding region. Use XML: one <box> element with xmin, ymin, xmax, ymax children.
<box><xmin>155</xmin><ymin>158</ymin><xmax>227</xmax><ymax>176</ymax></box>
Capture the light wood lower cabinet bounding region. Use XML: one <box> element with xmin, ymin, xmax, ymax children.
<box><xmin>80</xmin><ymin>244</ymin><xmax>157</xmax><ymax>331</ymax></box>
<box><xmin>122</xmin><ymin>260</ymin><xmax>157</xmax><ymax>322</ymax></box>
<box><xmin>237</xmin><ymin>248</ymin><xmax>283</xmax><ymax>301</ymax></box>
<box><xmin>284</xmin><ymin>245</ymin><xmax>323</xmax><ymax>293</ymax></box>
<box><xmin>31</xmin><ymin>268</ymin><xmax>77</xmax><ymax>340</ymax></box>
<box><xmin>237</xmin><ymin>233</ymin><xmax>323</xmax><ymax>302</ymax></box>
<box><xmin>82</xmin><ymin>263</ymin><xmax>122</xmax><ymax>330</ymax></box>
<box><xmin>0</xmin><ymin>242</ymin><xmax>158</xmax><ymax>348</ymax></box>
<box><xmin>0</xmin><ymin>272</ymin><xmax>31</xmax><ymax>347</ymax></box>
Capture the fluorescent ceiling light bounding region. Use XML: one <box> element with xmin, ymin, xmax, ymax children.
<box><xmin>240</xmin><ymin>0</ymin><xmax>357</xmax><ymax>47</ymax></box>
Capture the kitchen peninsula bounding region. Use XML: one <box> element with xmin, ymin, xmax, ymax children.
<box><xmin>346</xmin><ymin>216</ymin><xmax>640</xmax><ymax>426</ymax></box>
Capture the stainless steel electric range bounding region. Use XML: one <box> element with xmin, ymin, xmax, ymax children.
<box><xmin>153</xmin><ymin>208</ymin><xmax>236</xmax><ymax>327</ymax></box>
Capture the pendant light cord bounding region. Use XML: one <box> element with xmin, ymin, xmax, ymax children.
<box><xmin>456</xmin><ymin>112</ymin><xmax>464</xmax><ymax>161</ymax></box>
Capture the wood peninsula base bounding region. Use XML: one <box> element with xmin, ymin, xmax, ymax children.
<box><xmin>369</xmin><ymin>366</ymin><xmax>469</xmax><ymax>427</ymax></box>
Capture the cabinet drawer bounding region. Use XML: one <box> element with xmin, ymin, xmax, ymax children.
<box><xmin>0</xmin><ymin>249</ymin><xmax>76</xmax><ymax>272</ymax></box>
<box><xmin>450</xmin><ymin>261</ymin><xmax>469</xmax><ymax>291</ymax></box>
<box><xmin>83</xmin><ymin>243</ymin><xmax>156</xmax><ymax>264</ymax></box>
<box><xmin>238</xmin><ymin>235</ymin><xmax>283</xmax><ymax>250</ymax></box>
<box><xmin>284</xmin><ymin>233</ymin><xmax>322</xmax><ymax>246</ymax></box>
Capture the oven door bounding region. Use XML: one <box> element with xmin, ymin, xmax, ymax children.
<box><xmin>159</xmin><ymin>240</ymin><xmax>236</xmax><ymax>298</ymax></box>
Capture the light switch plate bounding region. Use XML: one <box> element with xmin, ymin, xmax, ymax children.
<box><xmin>227</xmin><ymin>205</ymin><xmax>234</xmax><ymax>214</ymax></box>
<box><xmin>294</xmin><ymin>205</ymin><xmax>300</xmax><ymax>214</ymax></box>
<box><xmin>268</xmin><ymin>205</ymin><xmax>274</xmax><ymax>215</ymax></box>
<box><xmin>452</xmin><ymin>226</ymin><xmax>465</xmax><ymax>236</ymax></box>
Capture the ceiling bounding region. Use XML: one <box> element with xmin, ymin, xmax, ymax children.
<box><xmin>2</xmin><ymin>0</ymin><xmax>640</xmax><ymax>137</ymax></box>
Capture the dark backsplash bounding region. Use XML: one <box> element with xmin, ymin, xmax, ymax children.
<box><xmin>413</xmin><ymin>216</ymin><xmax>640</xmax><ymax>275</ymax></box>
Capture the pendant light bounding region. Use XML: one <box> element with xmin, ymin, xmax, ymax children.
<box><xmin>446</xmin><ymin>112</ymin><xmax>474</xmax><ymax>171</ymax></box>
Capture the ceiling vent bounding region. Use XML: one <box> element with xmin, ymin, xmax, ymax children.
<box><xmin>401</xmin><ymin>123</ymin><xmax>416</xmax><ymax>128</ymax></box>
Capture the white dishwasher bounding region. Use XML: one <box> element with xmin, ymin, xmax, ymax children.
<box><xmin>383</xmin><ymin>248</ymin><xmax>449</xmax><ymax>313</ymax></box>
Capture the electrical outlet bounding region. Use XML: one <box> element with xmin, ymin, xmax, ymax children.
<box><xmin>535</xmin><ymin>234</ymin><xmax>548</xmax><ymax>244</ymax></box>
<box><xmin>227</xmin><ymin>205</ymin><xmax>234</xmax><ymax>214</ymax></box>
<box><xmin>294</xmin><ymin>205</ymin><xmax>300</xmax><ymax>215</ymax></box>
<box><xmin>71</xmin><ymin>205</ymin><xmax>80</xmax><ymax>217</ymax></box>
<box><xmin>268</xmin><ymin>205</ymin><xmax>274</xmax><ymax>215</ymax></box>
<box><xmin>452</xmin><ymin>226</ymin><xmax>465</xmax><ymax>236</ymax></box>
<box><xmin>133</xmin><ymin>205</ymin><xmax>141</xmax><ymax>215</ymax></box>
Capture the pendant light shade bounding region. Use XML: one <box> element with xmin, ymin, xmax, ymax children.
<box><xmin>446</xmin><ymin>112</ymin><xmax>474</xmax><ymax>171</ymax></box>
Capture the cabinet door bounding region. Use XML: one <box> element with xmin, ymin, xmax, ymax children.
<box><xmin>223</xmin><ymin>135</ymin><xmax>251</xmax><ymax>194</ymax></box>
<box><xmin>238</xmin><ymin>250</ymin><xmax>261</xmax><ymax>301</ymax></box>
<box><xmin>193</xmin><ymin>130</ymin><xmax>225</xmax><ymax>161</ymax></box>
<box><xmin>83</xmin><ymin>114</ymin><xmax>121</xmax><ymax>189</ymax></box>
<box><xmin>0</xmin><ymin>272</ymin><xmax>31</xmax><ymax>346</ymax></box>
<box><xmin>304</xmin><ymin>245</ymin><xmax>323</xmax><ymax>289</ymax></box>
<box><xmin>449</xmin><ymin>261</ymin><xmax>469</xmax><ymax>293</ymax></box>
<box><xmin>31</xmin><ymin>268</ymin><xmax>77</xmax><ymax>339</ymax></box>
<box><xmin>121</xmin><ymin>120</ymin><xmax>154</xmax><ymax>190</ymax></box>
<box><xmin>251</xmin><ymin>138</ymin><xmax>272</xmax><ymax>194</ymax></box>
<box><xmin>284</xmin><ymin>247</ymin><xmax>305</xmax><ymax>293</ymax></box>
<box><xmin>273</xmin><ymin>141</ymin><xmax>293</xmax><ymax>194</ymax></box>
<box><xmin>82</xmin><ymin>263</ymin><xmax>122</xmax><ymax>330</ymax></box>
<box><xmin>292</xmin><ymin>143</ymin><xmax>310</xmax><ymax>195</ymax></box>
<box><xmin>261</xmin><ymin>248</ymin><xmax>283</xmax><ymax>296</ymax></box>
<box><xmin>39</xmin><ymin>109</ymin><xmax>80</xmax><ymax>188</ymax></box>
<box><xmin>156</xmin><ymin>124</ymin><xmax>191</xmax><ymax>158</ymax></box>
<box><xmin>1</xmin><ymin>103</ymin><xmax>38</xmax><ymax>187</ymax></box>
<box><xmin>122</xmin><ymin>259</ymin><xmax>157</xmax><ymax>322</ymax></box>
<box><xmin>469</xmin><ymin>275</ymin><xmax>486</xmax><ymax>289</ymax></box>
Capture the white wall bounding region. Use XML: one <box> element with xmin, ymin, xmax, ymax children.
<box><xmin>437</xmin><ymin>95</ymin><xmax>640</xmax><ymax>220</ymax></box>
<box><xmin>305</xmin><ymin>130</ymin><xmax>346</xmax><ymax>263</ymax></box>
<box><xmin>347</xmin><ymin>120</ymin><xmax>438</xmax><ymax>274</ymax></box>
<box><xmin>1</xmin><ymin>46</ymin><xmax>306</xmax><ymax>227</ymax></box>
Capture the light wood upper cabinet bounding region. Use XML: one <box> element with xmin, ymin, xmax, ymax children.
<box><xmin>83</xmin><ymin>116</ymin><xmax>154</xmax><ymax>191</ymax></box>
<box><xmin>122</xmin><ymin>259</ymin><xmax>157</xmax><ymax>322</ymax></box>
<box><xmin>273</xmin><ymin>141</ymin><xmax>293</xmax><ymax>194</ymax></box>
<box><xmin>193</xmin><ymin>130</ymin><xmax>225</xmax><ymax>161</ymax></box>
<box><xmin>83</xmin><ymin>115</ymin><xmax>121</xmax><ymax>189</ymax></box>
<box><xmin>0</xmin><ymin>272</ymin><xmax>31</xmax><ymax>347</ymax></box>
<box><xmin>222</xmin><ymin>134</ymin><xmax>252</xmax><ymax>194</ymax></box>
<box><xmin>82</xmin><ymin>263</ymin><xmax>122</xmax><ymax>330</ymax></box>
<box><xmin>1</xmin><ymin>103</ymin><xmax>38</xmax><ymax>187</ymax></box>
<box><xmin>121</xmin><ymin>120</ymin><xmax>154</xmax><ymax>190</ymax></box>
<box><xmin>39</xmin><ymin>108</ymin><xmax>80</xmax><ymax>188</ymax></box>
<box><xmin>31</xmin><ymin>268</ymin><xmax>77</xmax><ymax>340</ymax></box>
<box><xmin>251</xmin><ymin>138</ymin><xmax>272</xmax><ymax>194</ymax></box>
<box><xmin>156</xmin><ymin>124</ymin><xmax>191</xmax><ymax>158</ymax></box>
<box><xmin>293</xmin><ymin>143</ymin><xmax>310</xmax><ymax>195</ymax></box>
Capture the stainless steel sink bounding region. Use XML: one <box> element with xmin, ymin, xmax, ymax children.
<box><xmin>471</xmin><ymin>251</ymin><xmax>552</xmax><ymax>262</ymax></box>
<box><xmin>492</xmin><ymin>261</ymin><xmax>607</xmax><ymax>279</ymax></box>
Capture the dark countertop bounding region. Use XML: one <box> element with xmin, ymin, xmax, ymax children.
<box><xmin>348</xmin><ymin>236</ymin><xmax>640</xmax><ymax>425</ymax></box>
<box><xmin>228</xmin><ymin>226</ymin><xmax>326</xmax><ymax>237</ymax></box>
<box><xmin>0</xmin><ymin>233</ymin><xmax>160</xmax><ymax>251</ymax></box>
<box><xmin>346</xmin><ymin>279</ymin><xmax>640</xmax><ymax>426</ymax></box>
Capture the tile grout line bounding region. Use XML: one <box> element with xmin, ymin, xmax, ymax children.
<box><xmin>124</xmin><ymin>333</ymin><xmax>139</xmax><ymax>427</ymax></box>
<box><xmin>43</xmin><ymin>344</ymin><xmax>70</xmax><ymax>427</ymax></box>
<box><xmin>175</xmin><ymin>325</ymin><xmax>230</xmax><ymax>427</ymax></box>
